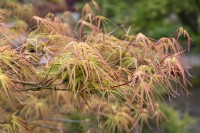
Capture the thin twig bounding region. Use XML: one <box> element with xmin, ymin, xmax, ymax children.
<box><xmin>110</xmin><ymin>79</ymin><xmax>133</xmax><ymax>89</ymax></box>
<box><xmin>12</xmin><ymin>79</ymin><xmax>39</xmax><ymax>86</ymax></box>
<box><xmin>15</xmin><ymin>86</ymin><xmax>68</xmax><ymax>92</ymax></box>
<box><xmin>36</xmin><ymin>118</ymin><xmax>90</xmax><ymax>123</ymax></box>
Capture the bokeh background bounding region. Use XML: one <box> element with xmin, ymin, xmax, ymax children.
<box><xmin>1</xmin><ymin>0</ymin><xmax>200</xmax><ymax>132</ymax></box>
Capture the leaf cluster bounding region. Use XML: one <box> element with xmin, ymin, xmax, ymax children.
<box><xmin>0</xmin><ymin>1</ymin><xmax>192</xmax><ymax>133</ymax></box>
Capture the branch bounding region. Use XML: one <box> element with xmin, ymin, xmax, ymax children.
<box><xmin>36</xmin><ymin>118</ymin><xmax>90</xmax><ymax>123</ymax></box>
<box><xmin>15</xmin><ymin>86</ymin><xmax>68</xmax><ymax>91</ymax></box>
<box><xmin>12</xmin><ymin>79</ymin><xmax>39</xmax><ymax>86</ymax></box>
<box><xmin>159</xmin><ymin>54</ymin><xmax>170</xmax><ymax>65</ymax></box>
<box><xmin>122</xmin><ymin>38</ymin><xmax>134</xmax><ymax>56</ymax></box>
<box><xmin>110</xmin><ymin>79</ymin><xmax>133</xmax><ymax>89</ymax></box>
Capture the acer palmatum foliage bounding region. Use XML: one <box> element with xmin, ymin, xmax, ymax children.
<box><xmin>0</xmin><ymin>2</ymin><xmax>191</xmax><ymax>133</ymax></box>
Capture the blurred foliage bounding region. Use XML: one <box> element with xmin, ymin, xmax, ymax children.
<box><xmin>0</xmin><ymin>0</ymin><xmax>34</xmax><ymax>21</ymax></box>
<box><xmin>143</xmin><ymin>104</ymin><xmax>192</xmax><ymax>133</ymax></box>
<box><xmin>188</xmin><ymin>66</ymin><xmax>200</xmax><ymax>88</ymax></box>
<box><xmin>0</xmin><ymin>0</ymin><xmax>34</xmax><ymax>33</ymax></box>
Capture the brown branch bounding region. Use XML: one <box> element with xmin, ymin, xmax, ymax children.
<box><xmin>110</xmin><ymin>78</ymin><xmax>133</xmax><ymax>89</ymax></box>
<box><xmin>159</xmin><ymin>54</ymin><xmax>170</xmax><ymax>65</ymax></box>
<box><xmin>15</xmin><ymin>86</ymin><xmax>68</xmax><ymax>92</ymax></box>
<box><xmin>36</xmin><ymin>118</ymin><xmax>90</xmax><ymax>123</ymax></box>
<box><xmin>12</xmin><ymin>79</ymin><xmax>39</xmax><ymax>86</ymax></box>
<box><xmin>122</xmin><ymin>38</ymin><xmax>135</xmax><ymax>58</ymax></box>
